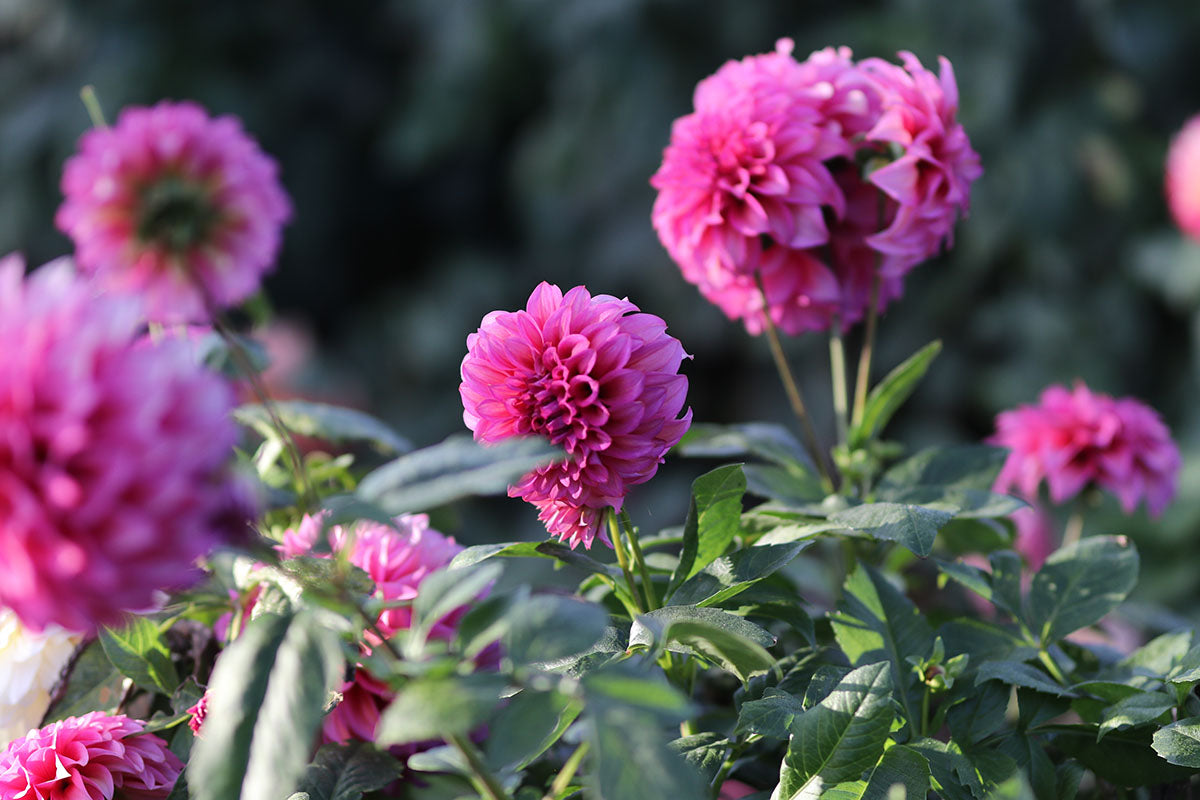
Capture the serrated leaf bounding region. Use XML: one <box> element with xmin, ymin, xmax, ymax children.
<box><xmin>503</xmin><ymin>594</ymin><xmax>608</xmax><ymax>667</ymax></box>
<box><xmin>668</xmin><ymin>733</ymin><xmax>730</xmax><ymax>783</ymax></box>
<box><xmin>485</xmin><ymin>689</ymin><xmax>579</xmax><ymax>771</ymax></box>
<box><xmin>998</xmin><ymin>733</ymin><xmax>1056</xmax><ymax>800</ymax></box>
<box><xmin>743</xmin><ymin>463</ymin><xmax>825</xmax><ymax>505</ymax></box>
<box><xmin>881</xmin><ymin>486</ymin><xmax>1024</xmax><ymax>519</ymax></box>
<box><xmin>818</xmin><ymin>745</ymin><xmax>932</xmax><ymax>800</ymax></box>
<box><xmin>449</xmin><ymin>540</ymin><xmax>623</xmax><ymax>581</ymax></box>
<box><xmin>1098</xmin><ymin>691</ymin><xmax>1175</xmax><ymax>739</ymax></box>
<box><xmin>188</xmin><ymin>611</ymin><xmax>346</xmax><ymax>800</ymax></box>
<box><xmin>736</xmin><ymin>688</ymin><xmax>807</xmax><ymax>739</ymax></box>
<box><xmin>292</xmin><ymin>743</ymin><xmax>404</xmax><ymax>800</ymax></box>
<box><xmin>829</xmin><ymin>565</ymin><xmax>932</xmax><ymax>737</ymax></box>
<box><xmin>946</xmin><ymin>681</ymin><xmax>1010</xmax><ymax>745</ymax></box>
<box><xmin>235</xmin><ymin>400</ymin><xmax>411</xmax><ymax>454</ymax></box>
<box><xmin>909</xmin><ymin>739</ymin><xmax>986</xmax><ymax>800</ymax></box>
<box><xmin>376</xmin><ymin>672</ymin><xmax>508</xmax><ymax>746</ymax></box>
<box><xmin>849</xmin><ymin>340</ymin><xmax>941</xmax><ymax>448</ymax></box>
<box><xmin>1049</xmin><ymin>724</ymin><xmax>1198</xmax><ymax>786</ymax></box>
<box><xmin>630</xmin><ymin>605</ymin><xmax>776</xmax><ymax>683</ymax></box>
<box><xmin>677</xmin><ymin>422</ymin><xmax>814</xmax><ymax>471</ymax></box>
<box><xmin>590</xmin><ymin>705</ymin><xmax>707</xmax><ymax>800</ymax></box>
<box><xmin>669</xmin><ymin>542</ymin><xmax>809</xmax><ymax>607</ymax></box>
<box><xmin>1027</xmin><ymin>536</ymin><xmax>1138</xmax><ymax>644</ymax></box>
<box><xmin>581</xmin><ymin>663</ymin><xmax>693</xmax><ymax>719</ymax></box>
<box><xmin>45</xmin><ymin>640</ymin><xmax>124</xmax><ymax>722</ymax></box>
<box><xmin>975</xmin><ymin>661</ymin><xmax>1075</xmax><ymax>698</ymax></box>
<box><xmin>878</xmin><ymin>445</ymin><xmax>1008</xmax><ymax>495</ymax></box>
<box><xmin>668</xmin><ymin>464</ymin><xmax>747</xmax><ymax>597</ymax></box>
<box><xmin>357</xmin><ymin>434</ymin><xmax>562</xmax><ymax>514</ymax></box>
<box><xmin>99</xmin><ymin>616</ymin><xmax>180</xmax><ymax>696</ymax></box>
<box><xmin>829</xmin><ymin>503</ymin><xmax>954</xmax><ymax>557</ymax></box>
<box><xmin>1152</xmin><ymin>715</ymin><xmax>1200</xmax><ymax>768</ymax></box>
<box><xmin>773</xmin><ymin>662</ymin><xmax>895</xmax><ymax>800</ymax></box>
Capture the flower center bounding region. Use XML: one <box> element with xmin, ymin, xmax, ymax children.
<box><xmin>137</xmin><ymin>177</ymin><xmax>220</xmax><ymax>253</ymax></box>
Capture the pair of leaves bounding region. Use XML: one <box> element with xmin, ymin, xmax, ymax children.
<box><xmin>629</xmin><ymin>605</ymin><xmax>776</xmax><ymax>684</ymax></box>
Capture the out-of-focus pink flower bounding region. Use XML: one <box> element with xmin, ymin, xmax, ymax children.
<box><xmin>0</xmin><ymin>257</ymin><xmax>251</xmax><ymax>633</ymax></box>
<box><xmin>1011</xmin><ymin>504</ymin><xmax>1057</xmax><ymax>571</ymax></box>
<box><xmin>0</xmin><ymin>712</ymin><xmax>182</xmax><ymax>800</ymax></box>
<box><xmin>651</xmin><ymin>42</ymin><xmax>979</xmax><ymax>334</ymax></box>
<box><xmin>187</xmin><ymin>692</ymin><xmax>209</xmax><ymax>736</ymax></box>
<box><xmin>280</xmin><ymin>512</ymin><xmax>474</xmax><ymax>750</ymax></box>
<box><xmin>990</xmin><ymin>382</ymin><xmax>1180</xmax><ymax>517</ymax></box>
<box><xmin>56</xmin><ymin>101</ymin><xmax>291</xmax><ymax>323</ymax></box>
<box><xmin>719</xmin><ymin>779</ymin><xmax>759</xmax><ymax>800</ymax></box>
<box><xmin>460</xmin><ymin>282</ymin><xmax>692</xmax><ymax>548</ymax></box>
<box><xmin>1167</xmin><ymin>114</ymin><xmax>1200</xmax><ymax>241</ymax></box>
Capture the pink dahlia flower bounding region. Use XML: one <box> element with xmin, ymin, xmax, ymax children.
<box><xmin>990</xmin><ymin>382</ymin><xmax>1180</xmax><ymax>517</ymax></box>
<box><xmin>280</xmin><ymin>512</ymin><xmax>476</xmax><ymax>749</ymax></box>
<box><xmin>56</xmin><ymin>101</ymin><xmax>291</xmax><ymax>323</ymax></box>
<box><xmin>0</xmin><ymin>256</ymin><xmax>251</xmax><ymax>632</ymax></box>
<box><xmin>186</xmin><ymin>692</ymin><xmax>209</xmax><ymax>736</ymax></box>
<box><xmin>0</xmin><ymin>712</ymin><xmax>182</xmax><ymax>800</ymax></box>
<box><xmin>1167</xmin><ymin>114</ymin><xmax>1200</xmax><ymax>241</ymax></box>
<box><xmin>460</xmin><ymin>282</ymin><xmax>692</xmax><ymax>548</ymax></box>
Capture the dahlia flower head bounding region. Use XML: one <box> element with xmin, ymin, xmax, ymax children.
<box><xmin>1167</xmin><ymin>114</ymin><xmax>1200</xmax><ymax>242</ymax></box>
<box><xmin>0</xmin><ymin>256</ymin><xmax>252</xmax><ymax>632</ymax></box>
<box><xmin>0</xmin><ymin>607</ymin><xmax>81</xmax><ymax>748</ymax></box>
<box><xmin>56</xmin><ymin>100</ymin><xmax>291</xmax><ymax>323</ymax></box>
<box><xmin>990</xmin><ymin>382</ymin><xmax>1180</xmax><ymax>517</ymax></box>
<box><xmin>279</xmin><ymin>512</ymin><xmax>475</xmax><ymax>749</ymax></box>
<box><xmin>651</xmin><ymin>40</ymin><xmax>980</xmax><ymax>334</ymax></box>
<box><xmin>460</xmin><ymin>282</ymin><xmax>692</xmax><ymax>549</ymax></box>
<box><xmin>0</xmin><ymin>712</ymin><xmax>182</xmax><ymax>800</ymax></box>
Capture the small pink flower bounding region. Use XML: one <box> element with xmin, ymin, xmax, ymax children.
<box><xmin>56</xmin><ymin>101</ymin><xmax>291</xmax><ymax>323</ymax></box>
<box><xmin>990</xmin><ymin>382</ymin><xmax>1180</xmax><ymax>517</ymax></box>
<box><xmin>460</xmin><ymin>283</ymin><xmax>692</xmax><ymax>548</ymax></box>
<box><xmin>0</xmin><ymin>712</ymin><xmax>182</xmax><ymax>800</ymax></box>
<box><xmin>0</xmin><ymin>257</ymin><xmax>252</xmax><ymax>632</ymax></box>
<box><xmin>1167</xmin><ymin>114</ymin><xmax>1200</xmax><ymax>241</ymax></box>
<box><xmin>187</xmin><ymin>692</ymin><xmax>209</xmax><ymax>736</ymax></box>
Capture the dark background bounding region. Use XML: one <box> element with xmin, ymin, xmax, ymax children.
<box><xmin>5</xmin><ymin>0</ymin><xmax>1200</xmax><ymax>613</ymax></box>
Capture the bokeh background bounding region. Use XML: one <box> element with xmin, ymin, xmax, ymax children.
<box><xmin>5</xmin><ymin>0</ymin><xmax>1200</xmax><ymax>616</ymax></box>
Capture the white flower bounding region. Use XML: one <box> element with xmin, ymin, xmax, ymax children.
<box><xmin>0</xmin><ymin>607</ymin><xmax>80</xmax><ymax>748</ymax></box>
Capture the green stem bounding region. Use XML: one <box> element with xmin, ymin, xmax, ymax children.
<box><xmin>621</xmin><ymin>511</ymin><xmax>659</xmax><ymax>610</ymax></box>
<box><xmin>80</xmin><ymin>85</ymin><xmax>108</xmax><ymax>129</ymax></box>
<box><xmin>607</xmin><ymin>510</ymin><xmax>645</xmax><ymax>614</ymax></box>
<box><xmin>754</xmin><ymin>274</ymin><xmax>834</xmax><ymax>492</ymax></box>
<box><xmin>449</xmin><ymin>733</ymin><xmax>514</xmax><ymax>800</ymax></box>
<box><xmin>544</xmin><ymin>740</ymin><xmax>590</xmax><ymax>800</ymax></box>
<box><xmin>829</xmin><ymin>320</ymin><xmax>850</xmax><ymax>449</ymax></box>
<box><xmin>850</xmin><ymin>269</ymin><xmax>882</xmax><ymax>430</ymax></box>
<box><xmin>920</xmin><ymin>684</ymin><xmax>931</xmax><ymax>737</ymax></box>
<box><xmin>594</xmin><ymin>573</ymin><xmax>642</xmax><ymax>620</ymax></box>
<box><xmin>1039</xmin><ymin>648</ymin><xmax>1069</xmax><ymax>686</ymax></box>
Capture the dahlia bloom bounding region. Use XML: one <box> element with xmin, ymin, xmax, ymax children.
<box><xmin>1167</xmin><ymin>114</ymin><xmax>1200</xmax><ymax>241</ymax></box>
<box><xmin>0</xmin><ymin>608</ymin><xmax>81</xmax><ymax>748</ymax></box>
<box><xmin>186</xmin><ymin>692</ymin><xmax>209</xmax><ymax>736</ymax></box>
<box><xmin>651</xmin><ymin>42</ymin><xmax>979</xmax><ymax>333</ymax></box>
<box><xmin>0</xmin><ymin>256</ymin><xmax>252</xmax><ymax>632</ymax></box>
<box><xmin>0</xmin><ymin>712</ymin><xmax>182</xmax><ymax>800</ymax></box>
<box><xmin>56</xmin><ymin>101</ymin><xmax>291</xmax><ymax>323</ymax></box>
<box><xmin>460</xmin><ymin>282</ymin><xmax>692</xmax><ymax>548</ymax></box>
<box><xmin>1010</xmin><ymin>504</ymin><xmax>1056</xmax><ymax>571</ymax></box>
<box><xmin>990</xmin><ymin>382</ymin><xmax>1180</xmax><ymax>517</ymax></box>
<box><xmin>279</xmin><ymin>512</ymin><xmax>471</xmax><ymax>747</ymax></box>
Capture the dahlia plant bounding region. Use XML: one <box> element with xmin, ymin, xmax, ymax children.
<box><xmin>3</xmin><ymin>40</ymin><xmax>1200</xmax><ymax>800</ymax></box>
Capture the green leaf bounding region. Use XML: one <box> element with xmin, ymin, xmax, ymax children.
<box><xmin>849</xmin><ymin>339</ymin><xmax>942</xmax><ymax>448</ymax></box>
<box><xmin>188</xmin><ymin>611</ymin><xmax>346</xmax><ymax>800</ymax></box>
<box><xmin>878</xmin><ymin>446</ymin><xmax>1008</xmax><ymax>494</ymax></box>
<box><xmin>998</xmin><ymin>733</ymin><xmax>1056</xmax><ymax>800</ymax></box>
<box><xmin>449</xmin><ymin>540</ymin><xmax>623</xmax><ymax>581</ymax></box>
<box><xmin>375</xmin><ymin>672</ymin><xmax>508</xmax><ymax>746</ymax></box>
<box><xmin>668</xmin><ymin>733</ymin><xmax>730</xmax><ymax>784</ymax></box>
<box><xmin>484</xmin><ymin>689</ymin><xmax>579</xmax><ymax>771</ymax></box>
<box><xmin>582</xmin><ymin>664</ymin><xmax>693</xmax><ymax>719</ymax></box>
<box><xmin>291</xmin><ymin>743</ymin><xmax>404</xmax><ymax>800</ymax></box>
<box><xmin>357</xmin><ymin>434</ymin><xmax>562</xmax><ymax>514</ymax></box>
<box><xmin>590</xmin><ymin>705</ymin><xmax>708</xmax><ymax>800</ymax></box>
<box><xmin>881</xmin><ymin>486</ymin><xmax>1024</xmax><ymax>519</ymax></box>
<box><xmin>975</xmin><ymin>661</ymin><xmax>1075</xmax><ymax>698</ymax></box>
<box><xmin>503</xmin><ymin>594</ymin><xmax>609</xmax><ymax>667</ymax></box>
<box><xmin>946</xmin><ymin>681</ymin><xmax>1010</xmax><ymax>745</ymax></box>
<box><xmin>1153</xmin><ymin>716</ymin><xmax>1200</xmax><ymax>768</ymax></box>
<box><xmin>743</xmin><ymin>463</ymin><xmax>825</xmax><ymax>505</ymax></box>
<box><xmin>45</xmin><ymin>640</ymin><xmax>124</xmax><ymax>721</ymax></box>
<box><xmin>935</xmin><ymin>555</ymin><xmax>1024</xmax><ymax>622</ymax></box>
<box><xmin>677</xmin><ymin>422</ymin><xmax>814</xmax><ymax>471</ymax></box>
<box><xmin>410</xmin><ymin>562</ymin><xmax>502</xmax><ymax>645</ymax></box>
<box><xmin>1098</xmin><ymin>691</ymin><xmax>1175</xmax><ymax>739</ymax></box>
<box><xmin>1027</xmin><ymin>536</ymin><xmax>1139</xmax><ymax>644</ymax></box>
<box><xmin>235</xmin><ymin>400</ymin><xmax>411</xmax><ymax>454</ymax></box>
<box><xmin>908</xmin><ymin>739</ymin><xmax>988</xmax><ymax>800</ymax></box>
<box><xmin>736</xmin><ymin>688</ymin><xmax>806</xmax><ymax>740</ymax></box>
<box><xmin>829</xmin><ymin>503</ymin><xmax>954</xmax><ymax>557</ymax></box>
<box><xmin>817</xmin><ymin>745</ymin><xmax>932</xmax><ymax>800</ymax></box>
<box><xmin>668</xmin><ymin>464</ymin><xmax>747</xmax><ymax>597</ymax></box>
<box><xmin>829</xmin><ymin>565</ymin><xmax>933</xmax><ymax>737</ymax></box>
<box><xmin>1123</xmin><ymin>631</ymin><xmax>1194</xmax><ymax>677</ymax></box>
<box><xmin>669</xmin><ymin>542</ymin><xmax>809</xmax><ymax>607</ymax></box>
<box><xmin>99</xmin><ymin>616</ymin><xmax>180</xmax><ymax>695</ymax></box>
<box><xmin>774</xmin><ymin>662</ymin><xmax>895</xmax><ymax>800</ymax></box>
<box><xmin>1049</xmin><ymin>724</ymin><xmax>1199</xmax><ymax>786</ymax></box>
<box><xmin>630</xmin><ymin>605</ymin><xmax>776</xmax><ymax>683</ymax></box>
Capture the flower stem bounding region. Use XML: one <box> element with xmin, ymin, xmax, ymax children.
<box><xmin>80</xmin><ymin>85</ymin><xmax>109</xmax><ymax>129</ymax></box>
<box><xmin>850</xmin><ymin>269</ymin><xmax>882</xmax><ymax>431</ymax></box>
<box><xmin>449</xmin><ymin>733</ymin><xmax>514</xmax><ymax>800</ymax></box>
<box><xmin>1062</xmin><ymin>503</ymin><xmax>1086</xmax><ymax>548</ymax></box>
<box><xmin>754</xmin><ymin>274</ymin><xmax>834</xmax><ymax>492</ymax></box>
<box><xmin>1038</xmin><ymin>648</ymin><xmax>1069</xmax><ymax>686</ymax></box>
<box><xmin>608</xmin><ymin>510</ymin><xmax>646</xmax><ymax>614</ymax></box>
<box><xmin>829</xmin><ymin>320</ymin><xmax>850</xmax><ymax>448</ymax></box>
<box><xmin>544</xmin><ymin>740</ymin><xmax>590</xmax><ymax>800</ymax></box>
<box><xmin>920</xmin><ymin>684</ymin><xmax>931</xmax><ymax>737</ymax></box>
<box><xmin>621</xmin><ymin>510</ymin><xmax>659</xmax><ymax>610</ymax></box>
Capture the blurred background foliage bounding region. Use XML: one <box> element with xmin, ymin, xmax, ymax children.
<box><xmin>5</xmin><ymin>0</ymin><xmax>1200</xmax><ymax>616</ymax></box>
